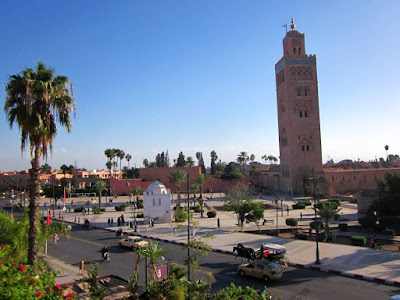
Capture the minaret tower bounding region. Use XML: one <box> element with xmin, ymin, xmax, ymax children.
<box><xmin>275</xmin><ymin>18</ymin><xmax>322</xmax><ymax>194</ymax></box>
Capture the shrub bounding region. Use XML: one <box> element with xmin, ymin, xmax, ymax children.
<box><xmin>382</xmin><ymin>228</ymin><xmax>395</xmax><ymax>236</ymax></box>
<box><xmin>351</xmin><ymin>235</ymin><xmax>366</xmax><ymax>247</ymax></box>
<box><xmin>175</xmin><ymin>209</ymin><xmax>189</xmax><ymax>222</ymax></box>
<box><xmin>326</xmin><ymin>232</ymin><xmax>336</xmax><ymax>242</ymax></box>
<box><xmin>136</xmin><ymin>212</ymin><xmax>144</xmax><ymax>218</ymax></box>
<box><xmin>207</xmin><ymin>211</ymin><xmax>217</xmax><ymax>218</ymax></box>
<box><xmin>193</xmin><ymin>204</ymin><xmax>201</xmax><ymax>213</ymax></box>
<box><xmin>285</xmin><ymin>218</ymin><xmax>298</xmax><ymax>228</ymax></box>
<box><xmin>358</xmin><ymin>215</ymin><xmax>377</xmax><ymax>228</ymax></box>
<box><xmin>296</xmin><ymin>199</ymin><xmax>312</xmax><ymax>206</ymax></box>
<box><xmin>316</xmin><ymin>232</ymin><xmax>326</xmax><ymax>242</ymax></box>
<box><xmin>310</xmin><ymin>221</ymin><xmax>323</xmax><ymax>231</ymax></box>
<box><xmin>74</xmin><ymin>206</ymin><xmax>84</xmax><ymax>212</ymax></box>
<box><xmin>137</xmin><ymin>199</ymin><xmax>143</xmax><ymax>208</ymax></box>
<box><xmin>314</xmin><ymin>201</ymin><xmax>337</xmax><ymax>210</ymax></box>
<box><xmin>338</xmin><ymin>223</ymin><xmax>348</xmax><ymax>232</ymax></box>
<box><xmin>92</xmin><ymin>205</ymin><xmax>102</xmax><ymax>214</ymax></box>
<box><xmin>328</xmin><ymin>198</ymin><xmax>341</xmax><ymax>206</ymax></box>
<box><xmin>295</xmin><ymin>233</ymin><xmax>308</xmax><ymax>240</ymax></box>
<box><xmin>269</xmin><ymin>229</ymin><xmax>279</xmax><ymax>236</ymax></box>
<box><xmin>115</xmin><ymin>205</ymin><xmax>126</xmax><ymax>212</ymax></box>
<box><xmin>292</xmin><ymin>204</ymin><xmax>306</xmax><ymax>209</ymax></box>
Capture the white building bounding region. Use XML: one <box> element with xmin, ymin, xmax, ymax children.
<box><xmin>143</xmin><ymin>181</ymin><xmax>172</xmax><ymax>223</ymax></box>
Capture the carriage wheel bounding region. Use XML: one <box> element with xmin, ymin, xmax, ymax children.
<box><xmin>239</xmin><ymin>270</ymin><xmax>245</xmax><ymax>276</ymax></box>
<box><xmin>263</xmin><ymin>275</ymin><xmax>270</xmax><ymax>282</ymax></box>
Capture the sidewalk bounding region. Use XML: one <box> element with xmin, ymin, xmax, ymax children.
<box><xmin>45</xmin><ymin>195</ymin><xmax>400</xmax><ymax>287</ymax></box>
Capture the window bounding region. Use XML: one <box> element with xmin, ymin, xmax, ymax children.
<box><xmin>306</xmin><ymin>145</ymin><xmax>309</xmax><ymax>151</ymax></box>
<box><xmin>293</xmin><ymin>47</ymin><xmax>297</xmax><ymax>54</ymax></box>
<box><xmin>302</xmin><ymin>145</ymin><xmax>305</xmax><ymax>151</ymax></box>
<box><xmin>305</xmin><ymin>111</ymin><xmax>308</xmax><ymax>117</ymax></box>
<box><xmin>153</xmin><ymin>198</ymin><xmax>155</xmax><ymax>206</ymax></box>
<box><xmin>354</xmin><ymin>176</ymin><xmax>356</xmax><ymax>181</ymax></box>
<box><xmin>297</xmin><ymin>89</ymin><xmax>301</xmax><ymax>96</ymax></box>
<box><xmin>332</xmin><ymin>177</ymin><xmax>335</xmax><ymax>182</ymax></box>
<box><xmin>300</xmin><ymin>111</ymin><xmax>303</xmax><ymax>117</ymax></box>
<box><xmin>159</xmin><ymin>198</ymin><xmax>161</xmax><ymax>205</ymax></box>
<box><xmin>342</xmin><ymin>176</ymin><xmax>345</xmax><ymax>181</ymax></box>
<box><xmin>256</xmin><ymin>264</ymin><xmax>264</xmax><ymax>270</ymax></box>
<box><xmin>298</xmin><ymin>47</ymin><xmax>301</xmax><ymax>54</ymax></box>
<box><xmin>304</xmin><ymin>89</ymin><xmax>308</xmax><ymax>96</ymax></box>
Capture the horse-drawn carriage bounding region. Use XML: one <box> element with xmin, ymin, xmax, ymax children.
<box><xmin>233</xmin><ymin>243</ymin><xmax>289</xmax><ymax>268</ymax></box>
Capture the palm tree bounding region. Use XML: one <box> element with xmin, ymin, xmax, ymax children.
<box><xmin>60</xmin><ymin>164</ymin><xmax>69</xmax><ymax>177</ymax></box>
<box><xmin>168</xmin><ymin>170</ymin><xmax>187</xmax><ymax>211</ymax></box>
<box><xmin>196</xmin><ymin>174</ymin><xmax>209</xmax><ymax>217</ymax></box>
<box><xmin>94</xmin><ymin>180</ymin><xmax>108</xmax><ymax>207</ymax></box>
<box><xmin>141</xmin><ymin>242</ymin><xmax>167</xmax><ymax>279</ymax></box>
<box><xmin>104</xmin><ymin>148</ymin><xmax>113</xmax><ymax>176</ymax></box>
<box><xmin>186</xmin><ymin>156</ymin><xmax>195</xmax><ymax>167</ymax></box>
<box><xmin>250</xmin><ymin>154</ymin><xmax>255</xmax><ymax>163</ymax></box>
<box><xmin>385</xmin><ymin>145</ymin><xmax>389</xmax><ymax>161</ymax></box>
<box><xmin>126</xmin><ymin>154</ymin><xmax>132</xmax><ymax>170</ymax></box>
<box><xmin>237</xmin><ymin>151</ymin><xmax>249</xmax><ymax>174</ymax></box>
<box><xmin>117</xmin><ymin>149</ymin><xmax>125</xmax><ymax>178</ymax></box>
<box><xmin>110</xmin><ymin>148</ymin><xmax>117</xmax><ymax>177</ymax></box>
<box><xmin>314</xmin><ymin>202</ymin><xmax>341</xmax><ymax>237</ymax></box>
<box><xmin>261</xmin><ymin>155</ymin><xmax>267</xmax><ymax>165</ymax></box>
<box><xmin>4</xmin><ymin>62</ymin><xmax>75</xmax><ymax>265</ymax></box>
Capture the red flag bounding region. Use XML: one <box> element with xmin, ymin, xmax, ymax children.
<box><xmin>64</xmin><ymin>188</ymin><xmax>66</xmax><ymax>205</ymax></box>
<box><xmin>47</xmin><ymin>211</ymin><xmax>51</xmax><ymax>226</ymax></box>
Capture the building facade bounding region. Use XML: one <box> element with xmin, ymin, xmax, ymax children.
<box><xmin>275</xmin><ymin>20</ymin><xmax>322</xmax><ymax>194</ymax></box>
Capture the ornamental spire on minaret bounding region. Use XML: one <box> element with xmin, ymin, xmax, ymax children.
<box><xmin>290</xmin><ymin>17</ymin><xmax>296</xmax><ymax>30</ymax></box>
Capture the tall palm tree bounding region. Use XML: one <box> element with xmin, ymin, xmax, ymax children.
<box><xmin>94</xmin><ymin>180</ymin><xmax>108</xmax><ymax>207</ymax></box>
<box><xmin>186</xmin><ymin>156</ymin><xmax>195</xmax><ymax>167</ymax></box>
<box><xmin>4</xmin><ymin>62</ymin><xmax>75</xmax><ymax>265</ymax></box>
<box><xmin>168</xmin><ymin>170</ymin><xmax>187</xmax><ymax>211</ymax></box>
<box><xmin>237</xmin><ymin>151</ymin><xmax>249</xmax><ymax>174</ymax></box>
<box><xmin>110</xmin><ymin>148</ymin><xmax>117</xmax><ymax>177</ymax></box>
<box><xmin>117</xmin><ymin>149</ymin><xmax>125</xmax><ymax>178</ymax></box>
<box><xmin>250</xmin><ymin>154</ymin><xmax>255</xmax><ymax>163</ymax></box>
<box><xmin>104</xmin><ymin>148</ymin><xmax>113</xmax><ymax>177</ymax></box>
<box><xmin>196</xmin><ymin>174</ymin><xmax>209</xmax><ymax>217</ymax></box>
<box><xmin>141</xmin><ymin>242</ymin><xmax>167</xmax><ymax>279</ymax></box>
<box><xmin>126</xmin><ymin>154</ymin><xmax>132</xmax><ymax>170</ymax></box>
<box><xmin>261</xmin><ymin>155</ymin><xmax>267</xmax><ymax>165</ymax></box>
<box><xmin>314</xmin><ymin>202</ymin><xmax>341</xmax><ymax>237</ymax></box>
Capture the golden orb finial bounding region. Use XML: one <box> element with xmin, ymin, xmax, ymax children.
<box><xmin>290</xmin><ymin>17</ymin><xmax>296</xmax><ymax>30</ymax></box>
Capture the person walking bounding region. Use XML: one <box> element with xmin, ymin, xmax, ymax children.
<box><xmin>121</xmin><ymin>214</ymin><xmax>125</xmax><ymax>224</ymax></box>
<box><xmin>217</xmin><ymin>218</ymin><xmax>220</xmax><ymax>228</ymax></box>
<box><xmin>108</xmin><ymin>218</ymin><xmax>111</xmax><ymax>225</ymax></box>
<box><xmin>300</xmin><ymin>212</ymin><xmax>303</xmax><ymax>220</ymax></box>
<box><xmin>111</xmin><ymin>218</ymin><xmax>114</xmax><ymax>225</ymax></box>
<box><xmin>148</xmin><ymin>219</ymin><xmax>152</xmax><ymax>228</ymax></box>
<box><xmin>287</xmin><ymin>207</ymin><xmax>289</xmax><ymax>216</ymax></box>
<box><xmin>117</xmin><ymin>217</ymin><xmax>121</xmax><ymax>227</ymax></box>
<box><xmin>151</xmin><ymin>219</ymin><xmax>155</xmax><ymax>228</ymax></box>
<box><xmin>53</xmin><ymin>233</ymin><xmax>59</xmax><ymax>245</ymax></box>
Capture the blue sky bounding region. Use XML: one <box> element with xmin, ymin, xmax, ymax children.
<box><xmin>1</xmin><ymin>1</ymin><xmax>400</xmax><ymax>171</ymax></box>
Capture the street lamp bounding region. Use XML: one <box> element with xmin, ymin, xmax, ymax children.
<box><xmin>311</xmin><ymin>167</ymin><xmax>321</xmax><ymax>265</ymax></box>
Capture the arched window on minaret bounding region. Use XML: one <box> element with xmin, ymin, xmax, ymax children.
<box><xmin>293</xmin><ymin>47</ymin><xmax>297</xmax><ymax>54</ymax></box>
<box><xmin>304</xmin><ymin>89</ymin><xmax>308</xmax><ymax>96</ymax></box>
<box><xmin>298</xmin><ymin>47</ymin><xmax>301</xmax><ymax>54</ymax></box>
<box><xmin>297</xmin><ymin>89</ymin><xmax>302</xmax><ymax>96</ymax></box>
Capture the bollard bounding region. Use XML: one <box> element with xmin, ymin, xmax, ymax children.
<box><xmin>79</xmin><ymin>260</ymin><xmax>84</xmax><ymax>275</ymax></box>
<box><xmin>75</xmin><ymin>216</ymin><xmax>76</xmax><ymax>222</ymax></box>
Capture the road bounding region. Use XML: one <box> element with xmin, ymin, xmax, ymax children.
<box><xmin>47</xmin><ymin>224</ymin><xmax>399</xmax><ymax>299</ymax></box>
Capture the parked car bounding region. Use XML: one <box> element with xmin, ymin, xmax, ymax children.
<box><xmin>119</xmin><ymin>235</ymin><xmax>148</xmax><ymax>249</ymax></box>
<box><xmin>238</xmin><ymin>261</ymin><xmax>283</xmax><ymax>282</ymax></box>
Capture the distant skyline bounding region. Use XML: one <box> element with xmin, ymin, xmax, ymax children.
<box><xmin>1</xmin><ymin>1</ymin><xmax>400</xmax><ymax>172</ymax></box>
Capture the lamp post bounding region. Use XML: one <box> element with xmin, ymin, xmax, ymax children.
<box><xmin>52</xmin><ymin>176</ymin><xmax>55</xmax><ymax>217</ymax></box>
<box><xmin>312</xmin><ymin>167</ymin><xmax>321</xmax><ymax>265</ymax></box>
<box><xmin>187</xmin><ymin>174</ymin><xmax>191</xmax><ymax>300</ymax></box>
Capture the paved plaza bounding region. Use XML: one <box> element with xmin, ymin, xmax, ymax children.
<box><xmin>37</xmin><ymin>195</ymin><xmax>400</xmax><ymax>286</ymax></box>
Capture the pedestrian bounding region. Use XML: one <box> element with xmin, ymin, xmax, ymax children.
<box><xmin>44</xmin><ymin>202</ymin><xmax>47</xmax><ymax>210</ymax></box>
<box><xmin>174</xmin><ymin>228</ymin><xmax>177</xmax><ymax>236</ymax></box>
<box><xmin>53</xmin><ymin>233</ymin><xmax>59</xmax><ymax>245</ymax></box>
<box><xmin>108</xmin><ymin>218</ymin><xmax>111</xmax><ymax>225</ymax></box>
<box><xmin>308</xmin><ymin>227</ymin><xmax>312</xmax><ymax>238</ymax></box>
<box><xmin>121</xmin><ymin>214</ymin><xmax>125</xmax><ymax>224</ymax></box>
<box><xmin>71</xmin><ymin>200</ymin><xmax>74</xmax><ymax>207</ymax></box>
<box><xmin>191</xmin><ymin>226</ymin><xmax>196</xmax><ymax>239</ymax></box>
<box><xmin>300</xmin><ymin>212</ymin><xmax>303</xmax><ymax>219</ymax></box>
<box><xmin>287</xmin><ymin>207</ymin><xmax>289</xmax><ymax>216</ymax></box>
<box><xmin>217</xmin><ymin>218</ymin><xmax>220</xmax><ymax>228</ymax></box>
<box><xmin>87</xmin><ymin>208</ymin><xmax>90</xmax><ymax>215</ymax></box>
<box><xmin>117</xmin><ymin>217</ymin><xmax>121</xmax><ymax>227</ymax></box>
<box><xmin>148</xmin><ymin>219</ymin><xmax>152</xmax><ymax>228</ymax></box>
<box><xmin>151</xmin><ymin>219</ymin><xmax>155</xmax><ymax>228</ymax></box>
<box><xmin>111</xmin><ymin>218</ymin><xmax>114</xmax><ymax>224</ymax></box>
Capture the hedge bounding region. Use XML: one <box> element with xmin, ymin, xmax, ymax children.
<box><xmin>351</xmin><ymin>236</ymin><xmax>366</xmax><ymax>247</ymax></box>
<box><xmin>115</xmin><ymin>205</ymin><xmax>126</xmax><ymax>212</ymax></box>
<box><xmin>328</xmin><ymin>198</ymin><xmax>341</xmax><ymax>206</ymax></box>
<box><xmin>314</xmin><ymin>201</ymin><xmax>338</xmax><ymax>210</ymax></box>
<box><xmin>74</xmin><ymin>206</ymin><xmax>85</xmax><ymax>212</ymax></box>
<box><xmin>338</xmin><ymin>223</ymin><xmax>348</xmax><ymax>232</ymax></box>
<box><xmin>285</xmin><ymin>218</ymin><xmax>298</xmax><ymax>227</ymax></box>
<box><xmin>295</xmin><ymin>233</ymin><xmax>308</xmax><ymax>240</ymax></box>
<box><xmin>381</xmin><ymin>228</ymin><xmax>395</xmax><ymax>236</ymax></box>
<box><xmin>207</xmin><ymin>211</ymin><xmax>217</xmax><ymax>218</ymax></box>
<box><xmin>136</xmin><ymin>212</ymin><xmax>144</xmax><ymax>218</ymax></box>
<box><xmin>310</xmin><ymin>221</ymin><xmax>323</xmax><ymax>230</ymax></box>
<box><xmin>269</xmin><ymin>229</ymin><xmax>279</xmax><ymax>236</ymax></box>
<box><xmin>292</xmin><ymin>204</ymin><xmax>306</xmax><ymax>209</ymax></box>
<box><xmin>296</xmin><ymin>199</ymin><xmax>312</xmax><ymax>206</ymax></box>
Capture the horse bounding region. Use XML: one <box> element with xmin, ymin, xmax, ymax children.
<box><xmin>233</xmin><ymin>243</ymin><xmax>256</xmax><ymax>263</ymax></box>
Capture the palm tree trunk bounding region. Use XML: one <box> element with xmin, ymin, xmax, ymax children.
<box><xmin>98</xmin><ymin>194</ymin><xmax>101</xmax><ymax>207</ymax></box>
<box><xmin>28</xmin><ymin>146</ymin><xmax>41</xmax><ymax>265</ymax></box>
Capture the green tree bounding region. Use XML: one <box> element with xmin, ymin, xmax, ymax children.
<box><xmin>261</xmin><ymin>155</ymin><xmax>267</xmax><ymax>164</ymax></box>
<box><xmin>176</xmin><ymin>152</ymin><xmax>186</xmax><ymax>167</ymax></box>
<box><xmin>126</xmin><ymin>153</ymin><xmax>132</xmax><ymax>170</ymax></box>
<box><xmin>4</xmin><ymin>62</ymin><xmax>75</xmax><ymax>265</ymax></box>
<box><xmin>250</xmin><ymin>154</ymin><xmax>255</xmax><ymax>163</ymax></box>
<box><xmin>237</xmin><ymin>151</ymin><xmax>249</xmax><ymax>174</ymax></box>
<box><xmin>143</xmin><ymin>158</ymin><xmax>149</xmax><ymax>168</ymax></box>
<box><xmin>222</xmin><ymin>183</ymin><xmax>256</xmax><ymax>231</ymax></box>
<box><xmin>374</xmin><ymin>173</ymin><xmax>400</xmax><ymax>216</ymax></box>
<box><xmin>94</xmin><ymin>180</ymin><xmax>108</xmax><ymax>207</ymax></box>
<box><xmin>196</xmin><ymin>152</ymin><xmax>206</xmax><ymax>174</ymax></box>
<box><xmin>245</xmin><ymin>202</ymin><xmax>264</xmax><ymax>232</ymax></box>
<box><xmin>141</xmin><ymin>242</ymin><xmax>167</xmax><ymax>280</ymax></box>
<box><xmin>314</xmin><ymin>202</ymin><xmax>341</xmax><ymax>236</ymax></box>
<box><xmin>168</xmin><ymin>170</ymin><xmax>187</xmax><ymax>212</ymax></box>
<box><xmin>40</xmin><ymin>163</ymin><xmax>52</xmax><ymax>174</ymax></box>
<box><xmin>186</xmin><ymin>156</ymin><xmax>195</xmax><ymax>167</ymax></box>
<box><xmin>60</xmin><ymin>164</ymin><xmax>69</xmax><ymax>177</ymax></box>
<box><xmin>196</xmin><ymin>174</ymin><xmax>209</xmax><ymax>218</ymax></box>
<box><xmin>104</xmin><ymin>148</ymin><xmax>113</xmax><ymax>176</ymax></box>
<box><xmin>210</xmin><ymin>150</ymin><xmax>218</xmax><ymax>175</ymax></box>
